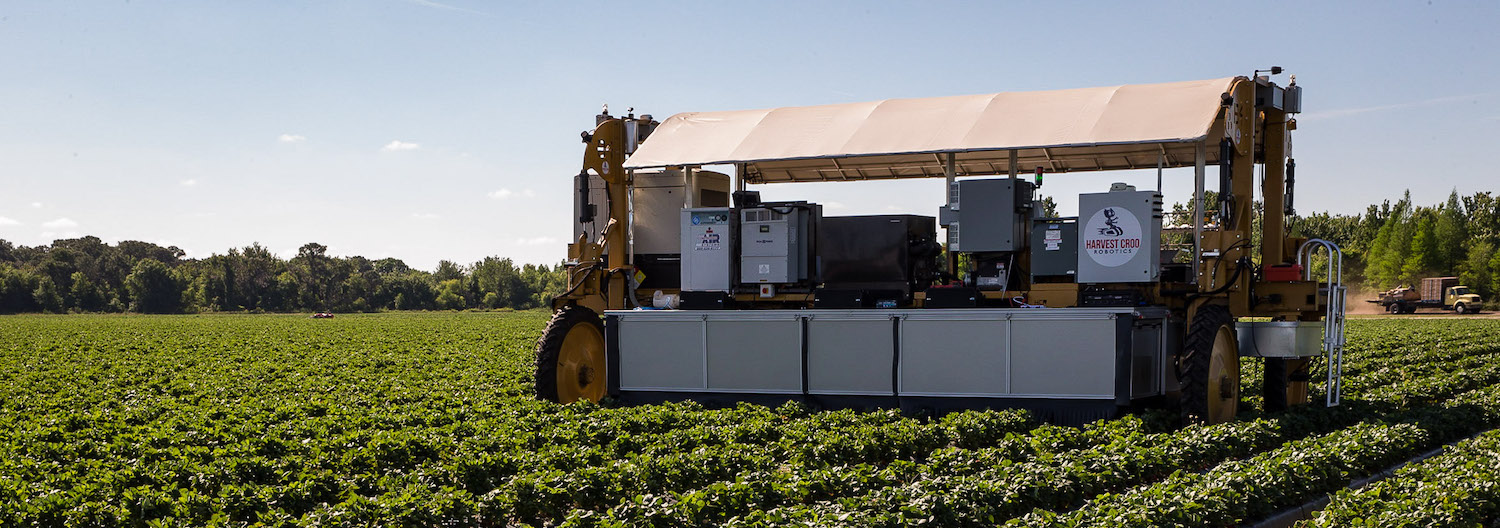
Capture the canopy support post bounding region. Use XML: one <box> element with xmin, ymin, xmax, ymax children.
<box><xmin>684</xmin><ymin>165</ymin><xmax>696</xmax><ymax>208</ymax></box>
<box><xmin>1193</xmin><ymin>142</ymin><xmax>1205</xmax><ymax>286</ymax></box>
<box><xmin>1008</xmin><ymin>150</ymin><xmax>1018</xmax><ymax>181</ymax></box>
<box><xmin>1156</xmin><ymin>152</ymin><xmax>1164</xmax><ymax>192</ymax></box>
<box><xmin>944</xmin><ymin>152</ymin><xmax>958</xmax><ymax>281</ymax></box>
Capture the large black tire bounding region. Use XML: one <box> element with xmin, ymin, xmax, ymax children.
<box><xmin>1180</xmin><ymin>304</ymin><xmax>1240</xmax><ymax>424</ymax></box>
<box><xmin>1387</xmin><ymin>303</ymin><xmax>1401</xmax><ymax>314</ymax></box>
<box><xmin>534</xmin><ymin>305</ymin><xmax>607</xmax><ymax>403</ymax></box>
<box><xmin>1455</xmin><ymin>303</ymin><xmax>1468</xmax><ymax>315</ymax></box>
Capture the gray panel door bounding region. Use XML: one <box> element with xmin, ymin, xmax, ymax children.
<box><xmin>706</xmin><ymin>319</ymin><xmax>802</xmax><ymax>392</ymax></box>
<box><xmin>808</xmin><ymin>317</ymin><xmax>895</xmax><ymax>395</ymax></box>
<box><xmin>900</xmin><ymin>318</ymin><xmax>1008</xmax><ymax>395</ymax></box>
<box><xmin>1010</xmin><ymin>319</ymin><xmax>1115</xmax><ymax>397</ymax></box>
<box><xmin>618</xmin><ymin>319</ymin><xmax>704</xmax><ymax>390</ymax></box>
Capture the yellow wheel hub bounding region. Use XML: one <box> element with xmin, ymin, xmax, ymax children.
<box><xmin>1286</xmin><ymin>358</ymin><xmax>1310</xmax><ymax>406</ymax></box>
<box><xmin>1205</xmin><ymin>325</ymin><xmax>1240</xmax><ymax>424</ymax></box>
<box><xmin>556</xmin><ymin>320</ymin><xmax>606</xmax><ymax>403</ymax></box>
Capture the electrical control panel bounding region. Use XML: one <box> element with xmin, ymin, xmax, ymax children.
<box><xmin>1031</xmin><ymin>219</ymin><xmax>1079</xmax><ymax>280</ymax></box>
<box><xmin>1077</xmin><ymin>188</ymin><xmax>1162</xmax><ymax>283</ymax></box>
<box><xmin>740</xmin><ymin>203</ymin><xmax>820</xmax><ymax>285</ymax></box>
<box><xmin>680</xmin><ymin>208</ymin><xmax>736</xmax><ymax>292</ymax></box>
<box><xmin>940</xmin><ymin>178</ymin><xmax>1035</xmax><ymax>253</ymax></box>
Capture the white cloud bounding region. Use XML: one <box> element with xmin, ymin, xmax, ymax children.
<box><xmin>1301</xmin><ymin>92</ymin><xmax>1497</xmax><ymax>121</ymax></box>
<box><xmin>487</xmin><ymin>188</ymin><xmax>534</xmax><ymax>200</ymax></box>
<box><xmin>410</xmin><ymin>212</ymin><xmax>440</xmax><ymax>220</ymax></box>
<box><xmin>180</xmin><ymin>179</ymin><xmax>198</xmax><ymax>186</ymax></box>
<box><xmin>31</xmin><ymin>202</ymin><xmax>42</xmax><ymax>208</ymax></box>
<box><xmin>0</xmin><ymin>216</ymin><xmax>20</xmax><ymax>226</ymax></box>
<box><xmin>39</xmin><ymin>231</ymin><xmax>80</xmax><ymax>241</ymax></box>
<box><xmin>401</xmin><ymin>0</ymin><xmax>489</xmax><ymax>15</ymax></box>
<box><xmin>382</xmin><ymin>140</ymin><xmax>421</xmax><ymax>152</ymax></box>
<box><xmin>278</xmin><ymin>134</ymin><xmax>306</xmax><ymax>143</ymax></box>
<box><xmin>515</xmin><ymin>236</ymin><xmax>559</xmax><ymax>246</ymax></box>
<box><xmin>42</xmin><ymin>218</ymin><xmax>78</xmax><ymax>228</ymax></box>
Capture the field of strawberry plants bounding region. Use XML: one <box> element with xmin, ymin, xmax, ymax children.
<box><xmin>3</xmin><ymin>312</ymin><xmax>1500</xmax><ymax>527</ymax></box>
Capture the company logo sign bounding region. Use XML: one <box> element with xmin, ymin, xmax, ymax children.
<box><xmin>1083</xmin><ymin>207</ymin><xmax>1142</xmax><ymax>267</ymax></box>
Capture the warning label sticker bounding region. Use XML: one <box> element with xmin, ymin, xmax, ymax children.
<box><xmin>1082</xmin><ymin>207</ymin><xmax>1142</xmax><ymax>267</ymax></box>
<box><xmin>1044</xmin><ymin>229</ymin><xmax>1062</xmax><ymax>251</ymax></box>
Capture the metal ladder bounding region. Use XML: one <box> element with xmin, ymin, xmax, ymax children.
<box><xmin>1298</xmin><ymin>239</ymin><xmax>1346</xmax><ymax>406</ymax></box>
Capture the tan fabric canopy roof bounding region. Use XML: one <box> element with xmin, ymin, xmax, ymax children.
<box><xmin>624</xmin><ymin>77</ymin><xmax>1239</xmax><ymax>183</ymax></box>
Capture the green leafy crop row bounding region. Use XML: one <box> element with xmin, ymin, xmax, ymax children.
<box><xmin>2</xmin><ymin>313</ymin><xmax>1499</xmax><ymax>527</ymax></box>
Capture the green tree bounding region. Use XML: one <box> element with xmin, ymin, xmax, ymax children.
<box><xmin>1403</xmin><ymin>214</ymin><xmax>1439</xmax><ymax>284</ymax></box>
<box><xmin>33</xmin><ymin>277</ymin><xmax>64</xmax><ymax>313</ymax></box>
<box><xmin>435</xmin><ymin>279</ymin><xmax>466</xmax><ymax>310</ymax></box>
<box><xmin>1460</xmin><ymin>241</ymin><xmax>1495</xmax><ymax>299</ymax></box>
<box><xmin>125</xmin><ymin>258</ymin><xmax>183</xmax><ymax>313</ymax></box>
<box><xmin>434</xmin><ymin>260</ymin><xmax>465</xmax><ymax>282</ymax></box>
<box><xmin>1367</xmin><ymin>193</ymin><xmax>1414</xmax><ymax>287</ymax></box>
<box><xmin>482</xmin><ymin>291</ymin><xmax>501</xmax><ymax>309</ymax></box>
<box><xmin>69</xmin><ymin>271</ymin><xmax>104</xmax><ymax>311</ymax></box>
<box><xmin>1434</xmin><ymin>190</ymin><xmax>1468</xmax><ymax>275</ymax></box>
<box><xmin>291</xmin><ymin>243</ymin><xmax>335</xmax><ymax>310</ymax></box>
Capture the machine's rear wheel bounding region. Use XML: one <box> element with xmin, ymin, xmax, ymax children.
<box><xmin>1181</xmin><ymin>304</ymin><xmax>1239</xmax><ymax>424</ymax></box>
<box><xmin>1387</xmin><ymin>303</ymin><xmax>1401</xmax><ymax>314</ymax></box>
<box><xmin>534</xmin><ymin>305</ymin><xmax>607</xmax><ymax>403</ymax></box>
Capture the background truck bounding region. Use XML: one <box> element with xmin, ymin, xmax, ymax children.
<box><xmin>1370</xmin><ymin>277</ymin><xmax>1483</xmax><ymax>314</ymax></box>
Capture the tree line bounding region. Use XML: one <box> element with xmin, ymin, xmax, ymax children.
<box><xmin>0</xmin><ymin>238</ymin><xmax>566</xmax><ymax>314</ymax></box>
<box><xmin>3</xmin><ymin>188</ymin><xmax>1497</xmax><ymax>314</ymax></box>
<box><xmin>1291</xmin><ymin>190</ymin><xmax>1500</xmax><ymax>298</ymax></box>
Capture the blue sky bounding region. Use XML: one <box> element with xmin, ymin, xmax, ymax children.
<box><xmin>2</xmin><ymin>1</ymin><xmax>1497</xmax><ymax>270</ymax></box>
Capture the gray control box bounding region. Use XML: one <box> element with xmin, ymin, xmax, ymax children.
<box><xmin>943</xmin><ymin>179</ymin><xmax>1033</xmax><ymax>252</ymax></box>
<box><xmin>740</xmin><ymin>203</ymin><xmax>820</xmax><ymax>284</ymax></box>
<box><xmin>1077</xmin><ymin>189</ymin><xmax>1162</xmax><ymax>283</ymax></box>
<box><xmin>1031</xmin><ymin>219</ymin><xmax>1078</xmax><ymax>279</ymax></box>
<box><xmin>681</xmin><ymin>208</ymin><xmax>735</xmax><ymax>291</ymax></box>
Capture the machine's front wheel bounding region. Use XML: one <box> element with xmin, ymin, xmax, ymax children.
<box><xmin>1455</xmin><ymin>303</ymin><xmax>1468</xmax><ymax>315</ymax></box>
<box><xmin>1181</xmin><ymin>304</ymin><xmax>1240</xmax><ymax>424</ymax></box>
<box><xmin>534</xmin><ymin>305</ymin><xmax>608</xmax><ymax>403</ymax></box>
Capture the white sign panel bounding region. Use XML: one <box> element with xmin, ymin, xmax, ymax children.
<box><xmin>1082</xmin><ymin>207</ymin><xmax>1142</xmax><ymax>268</ymax></box>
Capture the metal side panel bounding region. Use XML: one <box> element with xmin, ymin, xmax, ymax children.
<box><xmin>807</xmin><ymin>313</ymin><xmax>896</xmax><ymax>395</ymax></box>
<box><xmin>615</xmin><ymin>312</ymin><xmax>706</xmax><ymax>391</ymax></box>
<box><xmin>1009</xmin><ymin>315</ymin><xmax>1119</xmax><ymax>399</ymax></box>
<box><xmin>899</xmin><ymin>311</ymin><xmax>1010</xmax><ymax>396</ymax></box>
<box><xmin>706</xmin><ymin>314</ymin><xmax>802</xmax><ymax>393</ymax></box>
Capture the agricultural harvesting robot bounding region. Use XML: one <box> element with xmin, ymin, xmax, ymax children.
<box><xmin>534</xmin><ymin>71</ymin><xmax>1346</xmax><ymax>424</ymax></box>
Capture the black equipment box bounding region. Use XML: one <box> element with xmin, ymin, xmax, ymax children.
<box><xmin>814</xmin><ymin>288</ymin><xmax>867</xmax><ymax>308</ymax></box>
<box><xmin>1080</xmin><ymin>290</ymin><xmax>1145</xmax><ymax>307</ymax></box>
<box><xmin>680</xmin><ymin>291</ymin><xmax>733</xmax><ymax>310</ymax></box>
<box><xmin>819</xmin><ymin>215</ymin><xmax>939</xmax><ymax>296</ymax></box>
<box><xmin>924</xmin><ymin>287</ymin><xmax>981</xmax><ymax>308</ymax></box>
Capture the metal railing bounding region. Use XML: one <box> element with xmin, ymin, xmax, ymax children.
<box><xmin>1298</xmin><ymin>239</ymin><xmax>1346</xmax><ymax>406</ymax></box>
